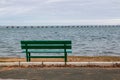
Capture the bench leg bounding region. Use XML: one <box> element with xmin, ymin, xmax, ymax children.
<box><xmin>28</xmin><ymin>52</ymin><xmax>31</xmax><ymax>62</ymax></box>
<box><xmin>26</xmin><ymin>52</ymin><xmax>31</xmax><ymax>62</ymax></box>
<box><xmin>26</xmin><ymin>53</ymin><xmax>29</xmax><ymax>62</ymax></box>
<box><xmin>64</xmin><ymin>52</ymin><xmax>67</xmax><ymax>62</ymax></box>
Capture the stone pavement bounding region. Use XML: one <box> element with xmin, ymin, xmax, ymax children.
<box><xmin>0</xmin><ymin>67</ymin><xmax>120</xmax><ymax>80</ymax></box>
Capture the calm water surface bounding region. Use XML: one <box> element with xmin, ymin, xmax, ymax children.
<box><xmin>0</xmin><ymin>26</ymin><xmax>120</xmax><ymax>57</ymax></box>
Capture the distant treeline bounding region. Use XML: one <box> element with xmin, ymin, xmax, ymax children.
<box><xmin>0</xmin><ymin>25</ymin><xmax>120</xmax><ymax>28</ymax></box>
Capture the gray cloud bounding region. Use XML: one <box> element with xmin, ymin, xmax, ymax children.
<box><xmin>0</xmin><ymin>0</ymin><xmax>120</xmax><ymax>25</ymax></box>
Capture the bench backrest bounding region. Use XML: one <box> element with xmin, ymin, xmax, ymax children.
<box><xmin>21</xmin><ymin>40</ymin><xmax>72</xmax><ymax>50</ymax></box>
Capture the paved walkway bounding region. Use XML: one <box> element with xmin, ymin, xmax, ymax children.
<box><xmin>0</xmin><ymin>67</ymin><xmax>120</xmax><ymax>80</ymax></box>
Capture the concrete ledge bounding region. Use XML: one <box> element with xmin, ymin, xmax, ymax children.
<box><xmin>0</xmin><ymin>62</ymin><xmax>120</xmax><ymax>67</ymax></box>
<box><xmin>20</xmin><ymin>62</ymin><xmax>42</xmax><ymax>66</ymax></box>
<box><xmin>44</xmin><ymin>62</ymin><xmax>65</xmax><ymax>66</ymax></box>
<box><xmin>0</xmin><ymin>62</ymin><xmax>19</xmax><ymax>66</ymax></box>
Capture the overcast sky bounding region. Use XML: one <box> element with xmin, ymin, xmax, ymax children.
<box><xmin>0</xmin><ymin>0</ymin><xmax>120</xmax><ymax>25</ymax></box>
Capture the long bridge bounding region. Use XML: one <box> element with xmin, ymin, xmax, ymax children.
<box><xmin>0</xmin><ymin>25</ymin><xmax>120</xmax><ymax>29</ymax></box>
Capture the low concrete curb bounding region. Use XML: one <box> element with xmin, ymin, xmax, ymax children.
<box><xmin>0</xmin><ymin>62</ymin><xmax>120</xmax><ymax>67</ymax></box>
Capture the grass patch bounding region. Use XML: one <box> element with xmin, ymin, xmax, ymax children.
<box><xmin>0</xmin><ymin>56</ymin><xmax>120</xmax><ymax>62</ymax></box>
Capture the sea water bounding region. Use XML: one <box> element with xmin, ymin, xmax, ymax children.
<box><xmin>0</xmin><ymin>26</ymin><xmax>120</xmax><ymax>57</ymax></box>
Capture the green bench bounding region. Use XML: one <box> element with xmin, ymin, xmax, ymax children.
<box><xmin>21</xmin><ymin>40</ymin><xmax>72</xmax><ymax>62</ymax></box>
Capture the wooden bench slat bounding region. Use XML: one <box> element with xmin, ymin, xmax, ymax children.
<box><xmin>21</xmin><ymin>40</ymin><xmax>71</xmax><ymax>44</ymax></box>
<box><xmin>21</xmin><ymin>44</ymin><xmax>71</xmax><ymax>46</ymax></box>
<box><xmin>22</xmin><ymin>49</ymin><xmax>72</xmax><ymax>53</ymax></box>
<box><xmin>29</xmin><ymin>56</ymin><xmax>65</xmax><ymax>58</ymax></box>
<box><xmin>21</xmin><ymin>46</ymin><xmax>71</xmax><ymax>49</ymax></box>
